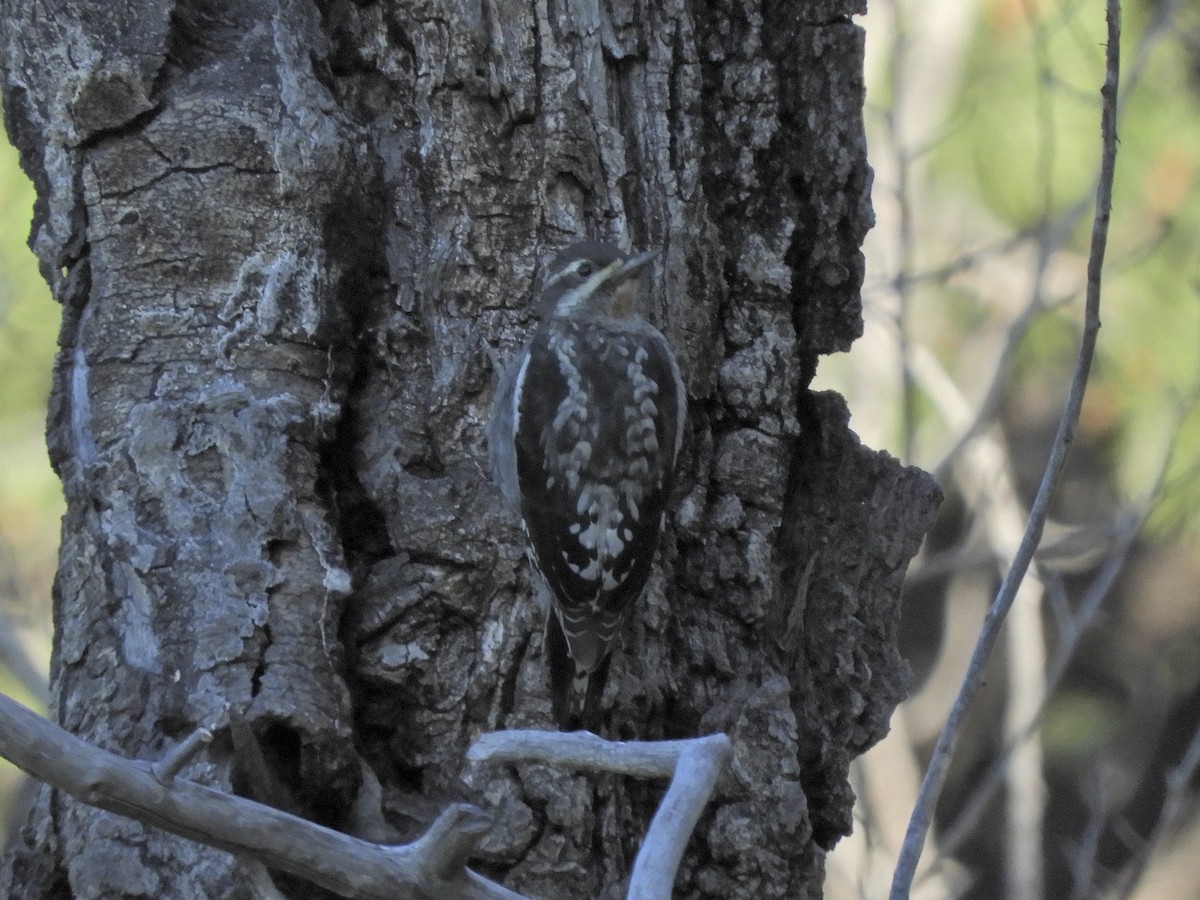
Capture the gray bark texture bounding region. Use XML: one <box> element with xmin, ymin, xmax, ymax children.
<box><xmin>0</xmin><ymin>0</ymin><xmax>941</xmax><ymax>897</ymax></box>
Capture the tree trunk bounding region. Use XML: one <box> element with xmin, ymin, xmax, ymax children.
<box><xmin>0</xmin><ymin>0</ymin><xmax>940</xmax><ymax>897</ymax></box>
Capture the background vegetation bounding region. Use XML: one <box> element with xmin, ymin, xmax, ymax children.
<box><xmin>817</xmin><ymin>1</ymin><xmax>1200</xmax><ymax>897</ymax></box>
<box><xmin>1</xmin><ymin>0</ymin><xmax>1198</xmax><ymax>896</ymax></box>
<box><xmin>0</xmin><ymin>133</ymin><xmax>58</xmax><ymax>839</ymax></box>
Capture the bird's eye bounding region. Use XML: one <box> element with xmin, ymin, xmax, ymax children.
<box><xmin>576</xmin><ymin>261</ymin><xmax>594</xmax><ymax>278</ymax></box>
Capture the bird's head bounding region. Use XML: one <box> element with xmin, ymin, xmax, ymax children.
<box><xmin>537</xmin><ymin>240</ymin><xmax>659</xmax><ymax>321</ymax></box>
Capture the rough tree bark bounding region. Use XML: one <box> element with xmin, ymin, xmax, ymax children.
<box><xmin>0</xmin><ymin>0</ymin><xmax>940</xmax><ymax>898</ymax></box>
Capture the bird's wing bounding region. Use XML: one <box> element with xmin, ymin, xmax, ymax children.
<box><xmin>514</xmin><ymin>323</ymin><xmax>682</xmax><ymax>670</ymax></box>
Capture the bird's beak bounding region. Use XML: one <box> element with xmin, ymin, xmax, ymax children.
<box><xmin>609</xmin><ymin>248</ymin><xmax>660</xmax><ymax>286</ymax></box>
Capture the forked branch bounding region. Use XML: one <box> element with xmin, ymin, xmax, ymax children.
<box><xmin>0</xmin><ymin>691</ymin><xmax>521</xmax><ymax>900</ymax></box>
<box><xmin>468</xmin><ymin>730</ymin><xmax>732</xmax><ymax>900</ymax></box>
<box><xmin>0</xmin><ymin>691</ymin><xmax>730</xmax><ymax>900</ymax></box>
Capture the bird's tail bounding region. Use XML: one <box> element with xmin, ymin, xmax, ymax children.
<box><xmin>545</xmin><ymin>612</ymin><xmax>611</xmax><ymax>732</ymax></box>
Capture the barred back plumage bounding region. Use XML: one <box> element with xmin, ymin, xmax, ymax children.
<box><xmin>488</xmin><ymin>241</ymin><xmax>685</xmax><ymax>730</ymax></box>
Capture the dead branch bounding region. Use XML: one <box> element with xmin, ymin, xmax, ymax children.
<box><xmin>468</xmin><ymin>730</ymin><xmax>732</xmax><ymax>900</ymax></box>
<box><xmin>0</xmin><ymin>691</ymin><xmax>733</xmax><ymax>900</ymax></box>
<box><xmin>0</xmin><ymin>691</ymin><xmax>523</xmax><ymax>900</ymax></box>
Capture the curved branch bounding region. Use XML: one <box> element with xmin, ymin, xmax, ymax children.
<box><xmin>627</xmin><ymin>735</ymin><xmax>732</xmax><ymax>900</ymax></box>
<box><xmin>469</xmin><ymin>730</ymin><xmax>732</xmax><ymax>900</ymax></box>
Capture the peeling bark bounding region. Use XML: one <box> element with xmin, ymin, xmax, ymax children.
<box><xmin>1</xmin><ymin>0</ymin><xmax>940</xmax><ymax>897</ymax></box>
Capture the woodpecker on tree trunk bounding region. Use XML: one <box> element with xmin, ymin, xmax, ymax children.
<box><xmin>488</xmin><ymin>240</ymin><xmax>686</xmax><ymax>731</ymax></box>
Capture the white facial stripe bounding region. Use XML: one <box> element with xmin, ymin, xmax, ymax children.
<box><xmin>542</xmin><ymin>267</ymin><xmax>573</xmax><ymax>291</ymax></box>
<box><xmin>511</xmin><ymin>350</ymin><xmax>532</xmax><ymax>438</ymax></box>
<box><xmin>554</xmin><ymin>258</ymin><xmax>624</xmax><ymax>316</ymax></box>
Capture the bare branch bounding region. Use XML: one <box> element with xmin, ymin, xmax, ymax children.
<box><xmin>889</xmin><ymin>3</ymin><xmax>1123</xmax><ymax>895</ymax></box>
<box><xmin>1067</xmin><ymin>764</ymin><xmax>1111</xmax><ymax>900</ymax></box>
<box><xmin>0</xmin><ymin>691</ymin><xmax>525</xmax><ymax>900</ymax></box>
<box><xmin>628</xmin><ymin>736</ymin><xmax>732</xmax><ymax>900</ymax></box>
<box><xmin>151</xmin><ymin>726</ymin><xmax>214</xmax><ymax>785</ymax></box>
<box><xmin>469</xmin><ymin>730</ymin><xmax>732</xmax><ymax>900</ymax></box>
<box><xmin>467</xmin><ymin>729</ymin><xmax>730</xmax><ymax>779</ymax></box>
<box><xmin>412</xmin><ymin>804</ymin><xmax>495</xmax><ymax>883</ymax></box>
<box><xmin>0</xmin><ymin>693</ymin><xmax>731</xmax><ymax>900</ymax></box>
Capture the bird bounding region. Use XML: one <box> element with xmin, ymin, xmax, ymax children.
<box><xmin>488</xmin><ymin>240</ymin><xmax>686</xmax><ymax>731</ymax></box>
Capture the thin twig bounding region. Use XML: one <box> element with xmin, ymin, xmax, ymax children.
<box><xmin>904</xmin><ymin>0</ymin><xmax>1186</xmax><ymax>867</ymax></box>
<box><xmin>930</xmin><ymin>505</ymin><xmax>1148</xmax><ymax>870</ymax></box>
<box><xmin>1112</xmin><ymin>718</ymin><xmax>1200</xmax><ymax>898</ymax></box>
<box><xmin>907</xmin><ymin>335</ymin><xmax>1052</xmax><ymax>897</ymax></box>
<box><xmin>1067</xmin><ymin>763</ymin><xmax>1111</xmax><ymax>900</ymax></box>
<box><xmin>889</xmin><ymin>3</ymin><xmax>1122</xmax><ymax>895</ymax></box>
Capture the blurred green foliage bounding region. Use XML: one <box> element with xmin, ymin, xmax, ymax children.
<box><xmin>1041</xmin><ymin>690</ymin><xmax>1124</xmax><ymax>762</ymax></box>
<box><xmin>0</xmin><ymin>139</ymin><xmax>56</xmax><ymax>423</ymax></box>
<box><xmin>930</xmin><ymin>0</ymin><xmax>1200</xmax><ymax>533</ymax></box>
<box><xmin>0</xmin><ymin>126</ymin><xmax>62</xmax><ymax>843</ymax></box>
<box><xmin>820</xmin><ymin>5</ymin><xmax>1200</xmax><ymax>895</ymax></box>
<box><xmin>0</xmin><ymin>133</ymin><xmax>60</xmax><ymax>596</ymax></box>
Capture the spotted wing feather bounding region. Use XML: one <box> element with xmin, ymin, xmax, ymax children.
<box><xmin>514</xmin><ymin>319</ymin><xmax>682</xmax><ymax>675</ymax></box>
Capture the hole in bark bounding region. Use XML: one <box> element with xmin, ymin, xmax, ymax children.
<box><xmin>391</xmin><ymin>761</ymin><xmax>423</xmax><ymax>795</ymax></box>
<box><xmin>258</xmin><ymin>721</ymin><xmax>303</xmax><ymax>795</ymax></box>
<box><xmin>230</xmin><ymin>719</ymin><xmax>304</xmax><ymax>814</ymax></box>
<box><xmin>156</xmin><ymin>714</ymin><xmax>194</xmax><ymax>741</ymax></box>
